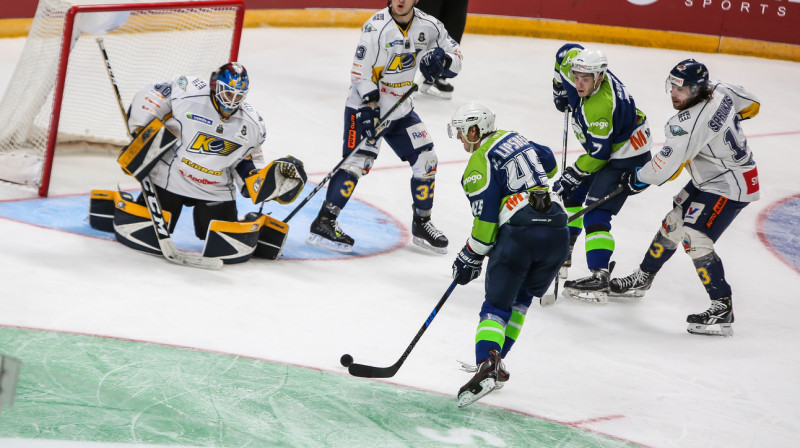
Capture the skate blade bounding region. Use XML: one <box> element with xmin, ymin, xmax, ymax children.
<box><xmin>687</xmin><ymin>323</ymin><xmax>733</xmax><ymax>337</ymax></box>
<box><xmin>412</xmin><ymin>237</ymin><xmax>448</xmax><ymax>254</ymax></box>
<box><xmin>419</xmin><ymin>85</ymin><xmax>452</xmax><ymax>100</ymax></box>
<box><xmin>306</xmin><ymin>234</ymin><xmax>353</xmax><ymax>253</ymax></box>
<box><xmin>607</xmin><ymin>289</ymin><xmax>647</xmax><ymax>299</ymax></box>
<box><xmin>457</xmin><ymin>377</ymin><xmax>497</xmax><ymax>408</ymax></box>
<box><xmin>561</xmin><ymin>288</ymin><xmax>609</xmax><ymax>304</ymax></box>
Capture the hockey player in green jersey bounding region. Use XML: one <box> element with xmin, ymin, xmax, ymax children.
<box><xmin>551</xmin><ymin>43</ymin><xmax>653</xmax><ymax>303</ymax></box>
<box><xmin>448</xmin><ymin>101</ymin><xmax>569</xmax><ymax>407</ymax></box>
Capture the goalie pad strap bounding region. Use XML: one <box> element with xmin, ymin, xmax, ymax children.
<box><xmin>203</xmin><ymin>214</ymin><xmax>289</xmax><ymax>263</ymax></box>
<box><xmin>118</xmin><ymin>117</ymin><xmax>178</xmax><ymax>181</ymax></box>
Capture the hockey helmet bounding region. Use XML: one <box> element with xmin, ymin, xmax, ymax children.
<box><xmin>665</xmin><ymin>58</ymin><xmax>708</xmax><ymax>94</ymax></box>
<box><xmin>210</xmin><ymin>62</ymin><xmax>249</xmax><ymax>119</ymax></box>
<box><xmin>448</xmin><ymin>101</ymin><xmax>496</xmax><ymax>142</ymax></box>
<box><xmin>570</xmin><ymin>49</ymin><xmax>608</xmax><ymax>80</ymax></box>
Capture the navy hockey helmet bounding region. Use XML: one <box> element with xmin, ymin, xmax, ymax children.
<box><xmin>665</xmin><ymin>59</ymin><xmax>708</xmax><ymax>94</ymax></box>
<box><xmin>210</xmin><ymin>62</ymin><xmax>249</xmax><ymax>119</ymax></box>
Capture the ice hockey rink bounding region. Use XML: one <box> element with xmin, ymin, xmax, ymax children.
<box><xmin>1</xmin><ymin>25</ymin><xmax>799</xmax><ymax>448</ymax></box>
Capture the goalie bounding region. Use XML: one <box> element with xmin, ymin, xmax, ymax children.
<box><xmin>109</xmin><ymin>62</ymin><xmax>306</xmax><ymax>261</ymax></box>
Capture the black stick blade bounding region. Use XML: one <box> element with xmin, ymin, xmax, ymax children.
<box><xmin>347</xmin><ymin>361</ymin><xmax>400</xmax><ymax>379</ymax></box>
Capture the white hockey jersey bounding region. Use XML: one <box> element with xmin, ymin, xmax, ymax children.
<box><xmin>347</xmin><ymin>8</ymin><xmax>463</xmax><ymax>118</ymax></box>
<box><xmin>127</xmin><ymin>75</ymin><xmax>266</xmax><ymax>202</ymax></box>
<box><xmin>638</xmin><ymin>81</ymin><xmax>761</xmax><ymax>202</ymax></box>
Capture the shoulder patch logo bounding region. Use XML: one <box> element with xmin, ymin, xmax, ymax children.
<box><xmin>177</xmin><ymin>76</ymin><xmax>188</xmax><ymax>91</ymax></box>
<box><xmin>363</xmin><ymin>23</ymin><xmax>376</xmax><ymax>32</ymax></box>
<box><xmin>669</xmin><ymin>125</ymin><xmax>687</xmax><ymax>136</ymax></box>
<box><xmin>678</xmin><ymin>110</ymin><xmax>691</xmax><ymax>122</ymax></box>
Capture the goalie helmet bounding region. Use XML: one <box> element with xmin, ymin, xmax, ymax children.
<box><xmin>665</xmin><ymin>58</ymin><xmax>708</xmax><ymax>94</ymax></box>
<box><xmin>448</xmin><ymin>101</ymin><xmax>496</xmax><ymax>139</ymax></box>
<box><xmin>210</xmin><ymin>62</ymin><xmax>249</xmax><ymax>120</ymax></box>
<box><xmin>570</xmin><ymin>49</ymin><xmax>608</xmax><ymax>80</ymax></box>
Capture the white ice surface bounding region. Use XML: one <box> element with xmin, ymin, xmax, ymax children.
<box><xmin>1</xmin><ymin>27</ymin><xmax>799</xmax><ymax>448</ymax></box>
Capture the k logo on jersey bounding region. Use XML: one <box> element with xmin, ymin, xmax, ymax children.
<box><xmin>386</xmin><ymin>51</ymin><xmax>419</xmax><ymax>75</ymax></box>
<box><xmin>187</xmin><ymin>132</ymin><xmax>241</xmax><ymax>156</ymax></box>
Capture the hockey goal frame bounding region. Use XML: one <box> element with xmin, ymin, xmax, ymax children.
<box><xmin>38</xmin><ymin>0</ymin><xmax>245</xmax><ymax>197</ymax></box>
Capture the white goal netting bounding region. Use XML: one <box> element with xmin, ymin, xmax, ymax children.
<box><xmin>0</xmin><ymin>0</ymin><xmax>243</xmax><ymax>195</ymax></box>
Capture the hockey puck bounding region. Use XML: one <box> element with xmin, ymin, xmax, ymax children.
<box><xmin>340</xmin><ymin>354</ymin><xmax>353</xmax><ymax>367</ymax></box>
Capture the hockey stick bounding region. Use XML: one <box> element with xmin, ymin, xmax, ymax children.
<box><xmin>346</xmin><ymin>279</ymin><xmax>457</xmax><ymax>378</ymax></box>
<box><xmin>97</xmin><ymin>38</ymin><xmax>222</xmax><ymax>270</ymax></box>
<box><xmin>542</xmin><ymin>110</ymin><xmax>572</xmax><ymax>306</ymax></box>
<box><xmin>281</xmin><ymin>83</ymin><xmax>419</xmax><ymax>223</ymax></box>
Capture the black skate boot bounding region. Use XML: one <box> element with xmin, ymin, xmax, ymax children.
<box><xmin>610</xmin><ymin>268</ymin><xmax>655</xmax><ymax>297</ymax></box>
<box><xmin>420</xmin><ymin>78</ymin><xmax>454</xmax><ymax>99</ymax></box>
<box><xmin>412</xmin><ymin>208</ymin><xmax>448</xmax><ymax>254</ymax></box>
<box><xmin>459</xmin><ymin>358</ymin><xmax>510</xmax><ymax>391</ymax></box>
<box><xmin>687</xmin><ymin>297</ymin><xmax>734</xmax><ymax>337</ymax></box>
<box><xmin>307</xmin><ymin>202</ymin><xmax>354</xmax><ymax>253</ymax></box>
<box><xmin>562</xmin><ymin>269</ymin><xmax>610</xmax><ymax>304</ymax></box>
<box><xmin>457</xmin><ymin>350</ymin><xmax>504</xmax><ymax>407</ymax></box>
<box><xmin>559</xmin><ymin>234</ymin><xmax>579</xmax><ymax>279</ymax></box>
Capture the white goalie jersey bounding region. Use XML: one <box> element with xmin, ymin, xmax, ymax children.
<box><xmin>127</xmin><ymin>75</ymin><xmax>266</xmax><ymax>202</ymax></box>
<box><xmin>347</xmin><ymin>8</ymin><xmax>463</xmax><ymax>118</ymax></box>
<box><xmin>639</xmin><ymin>81</ymin><xmax>761</xmax><ymax>202</ymax></box>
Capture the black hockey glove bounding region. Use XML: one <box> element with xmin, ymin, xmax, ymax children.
<box><xmin>356</xmin><ymin>106</ymin><xmax>381</xmax><ymax>140</ymax></box>
<box><xmin>553</xmin><ymin>79</ymin><xmax>569</xmax><ymax>112</ymax></box>
<box><xmin>552</xmin><ymin>167</ymin><xmax>584</xmax><ymax>200</ymax></box>
<box><xmin>419</xmin><ymin>47</ymin><xmax>447</xmax><ymax>83</ymax></box>
<box><xmin>452</xmin><ymin>245</ymin><xmax>485</xmax><ymax>285</ymax></box>
<box><xmin>620</xmin><ymin>167</ymin><xmax>649</xmax><ymax>195</ymax></box>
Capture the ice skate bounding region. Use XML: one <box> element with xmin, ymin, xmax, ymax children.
<box><xmin>687</xmin><ymin>297</ymin><xmax>734</xmax><ymax>337</ymax></box>
<box><xmin>307</xmin><ymin>213</ymin><xmax>354</xmax><ymax>253</ymax></box>
<box><xmin>609</xmin><ymin>268</ymin><xmax>655</xmax><ymax>298</ymax></box>
<box><xmin>412</xmin><ymin>211</ymin><xmax>448</xmax><ymax>254</ymax></box>
<box><xmin>457</xmin><ymin>350</ymin><xmax>504</xmax><ymax>407</ymax></box>
<box><xmin>562</xmin><ymin>269</ymin><xmax>610</xmax><ymax>304</ymax></box>
<box><xmin>419</xmin><ymin>78</ymin><xmax>454</xmax><ymax>99</ymax></box>
<box><xmin>459</xmin><ymin>357</ymin><xmax>510</xmax><ymax>391</ymax></box>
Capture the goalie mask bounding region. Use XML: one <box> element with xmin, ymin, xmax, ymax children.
<box><xmin>210</xmin><ymin>62</ymin><xmax>249</xmax><ymax>120</ymax></box>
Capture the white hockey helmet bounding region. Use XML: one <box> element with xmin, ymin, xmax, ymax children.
<box><xmin>448</xmin><ymin>101</ymin><xmax>496</xmax><ymax>139</ymax></box>
<box><xmin>570</xmin><ymin>49</ymin><xmax>608</xmax><ymax>80</ymax></box>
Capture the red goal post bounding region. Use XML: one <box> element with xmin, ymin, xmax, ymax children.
<box><xmin>0</xmin><ymin>0</ymin><xmax>245</xmax><ymax>197</ymax></box>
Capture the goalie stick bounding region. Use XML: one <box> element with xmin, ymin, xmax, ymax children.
<box><xmin>281</xmin><ymin>83</ymin><xmax>419</xmax><ymax>223</ymax></box>
<box><xmin>346</xmin><ymin>279</ymin><xmax>457</xmax><ymax>379</ymax></box>
<box><xmin>97</xmin><ymin>37</ymin><xmax>222</xmax><ymax>270</ymax></box>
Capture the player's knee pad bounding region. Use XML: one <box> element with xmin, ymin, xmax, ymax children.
<box><xmin>682</xmin><ymin>227</ymin><xmax>715</xmax><ymax>259</ymax></box>
<box><xmin>410</xmin><ymin>149</ymin><xmax>439</xmax><ymax>180</ymax></box>
<box><xmin>656</xmin><ymin>205</ymin><xmax>684</xmax><ymax>246</ymax></box>
<box><xmin>341</xmin><ymin>153</ymin><xmax>375</xmax><ymax>178</ymax></box>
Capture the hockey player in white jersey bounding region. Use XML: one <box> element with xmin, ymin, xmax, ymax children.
<box><xmin>125</xmin><ymin>62</ymin><xmax>305</xmax><ymax>241</ymax></box>
<box><xmin>307</xmin><ymin>0</ymin><xmax>463</xmax><ymax>254</ymax></box>
<box><xmin>611</xmin><ymin>59</ymin><xmax>761</xmax><ymax>336</ymax></box>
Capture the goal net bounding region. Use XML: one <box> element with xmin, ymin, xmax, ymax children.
<box><xmin>0</xmin><ymin>0</ymin><xmax>244</xmax><ymax>196</ymax></box>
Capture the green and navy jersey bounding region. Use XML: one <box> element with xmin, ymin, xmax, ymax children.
<box><xmin>553</xmin><ymin>44</ymin><xmax>652</xmax><ymax>176</ymax></box>
<box><xmin>461</xmin><ymin>130</ymin><xmax>557</xmax><ymax>255</ymax></box>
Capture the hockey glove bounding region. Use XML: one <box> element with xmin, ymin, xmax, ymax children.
<box><xmin>452</xmin><ymin>245</ymin><xmax>485</xmax><ymax>285</ymax></box>
<box><xmin>356</xmin><ymin>106</ymin><xmax>381</xmax><ymax>140</ymax></box>
<box><xmin>620</xmin><ymin>167</ymin><xmax>649</xmax><ymax>195</ymax></box>
<box><xmin>552</xmin><ymin>167</ymin><xmax>584</xmax><ymax>200</ymax></box>
<box><xmin>419</xmin><ymin>47</ymin><xmax>448</xmax><ymax>83</ymax></box>
<box><xmin>553</xmin><ymin>79</ymin><xmax>569</xmax><ymax>112</ymax></box>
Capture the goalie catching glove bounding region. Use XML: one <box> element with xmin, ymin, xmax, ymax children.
<box><xmin>244</xmin><ymin>156</ymin><xmax>307</xmax><ymax>204</ymax></box>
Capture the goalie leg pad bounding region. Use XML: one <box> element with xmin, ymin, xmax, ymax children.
<box><xmin>112</xmin><ymin>193</ymin><xmax>172</xmax><ymax>256</ymax></box>
<box><xmin>255</xmin><ymin>214</ymin><xmax>289</xmax><ymax>260</ymax></box>
<box><xmin>89</xmin><ymin>190</ymin><xmax>121</xmax><ymax>232</ymax></box>
<box><xmin>202</xmin><ymin>218</ymin><xmax>262</xmax><ymax>264</ymax></box>
<box><xmin>118</xmin><ymin>117</ymin><xmax>177</xmax><ymax>181</ymax></box>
